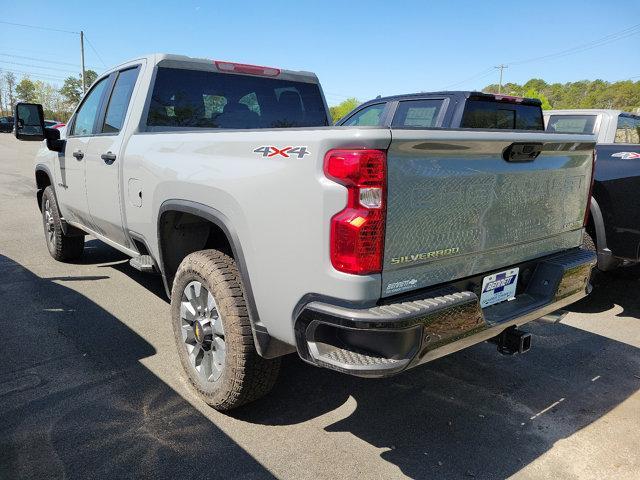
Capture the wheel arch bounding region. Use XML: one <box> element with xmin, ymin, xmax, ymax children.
<box><xmin>588</xmin><ymin>196</ymin><xmax>619</xmax><ymax>270</ymax></box>
<box><xmin>157</xmin><ymin>199</ymin><xmax>294</xmax><ymax>359</ymax></box>
<box><xmin>589</xmin><ymin>196</ymin><xmax>607</xmax><ymax>252</ymax></box>
<box><xmin>35</xmin><ymin>164</ymin><xmax>54</xmax><ymax>211</ymax></box>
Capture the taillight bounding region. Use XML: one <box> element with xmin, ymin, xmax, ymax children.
<box><xmin>214</xmin><ymin>60</ymin><xmax>280</xmax><ymax>77</ymax></box>
<box><xmin>583</xmin><ymin>149</ymin><xmax>597</xmax><ymax>227</ymax></box>
<box><xmin>324</xmin><ymin>149</ymin><xmax>386</xmax><ymax>275</ymax></box>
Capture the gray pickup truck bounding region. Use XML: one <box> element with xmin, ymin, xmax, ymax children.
<box><xmin>14</xmin><ymin>54</ymin><xmax>596</xmax><ymax>410</ymax></box>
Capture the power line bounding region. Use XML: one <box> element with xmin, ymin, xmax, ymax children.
<box><xmin>82</xmin><ymin>34</ymin><xmax>107</xmax><ymax>68</ymax></box>
<box><xmin>0</xmin><ymin>69</ymin><xmax>67</xmax><ymax>81</ymax></box>
<box><xmin>0</xmin><ymin>53</ymin><xmax>91</xmax><ymax>68</ymax></box>
<box><xmin>0</xmin><ymin>20</ymin><xmax>106</xmax><ymax>89</ymax></box>
<box><xmin>0</xmin><ymin>60</ymin><xmax>77</xmax><ymax>74</ymax></box>
<box><xmin>0</xmin><ymin>20</ymin><xmax>78</xmax><ymax>35</ymax></box>
<box><xmin>439</xmin><ymin>68</ymin><xmax>495</xmax><ymax>90</ymax></box>
<box><xmin>441</xmin><ymin>23</ymin><xmax>640</xmax><ymax>91</ymax></box>
<box><xmin>507</xmin><ymin>24</ymin><xmax>640</xmax><ymax>66</ymax></box>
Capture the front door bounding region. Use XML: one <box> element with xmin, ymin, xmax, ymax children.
<box><xmin>56</xmin><ymin>76</ymin><xmax>110</xmax><ymax>226</ymax></box>
<box><xmin>84</xmin><ymin>66</ymin><xmax>140</xmax><ymax>248</ymax></box>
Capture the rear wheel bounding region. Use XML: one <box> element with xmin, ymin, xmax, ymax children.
<box><xmin>171</xmin><ymin>249</ymin><xmax>280</xmax><ymax>411</ymax></box>
<box><xmin>41</xmin><ymin>186</ymin><xmax>84</xmax><ymax>261</ymax></box>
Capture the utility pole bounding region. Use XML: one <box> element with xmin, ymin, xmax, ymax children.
<box><xmin>494</xmin><ymin>64</ymin><xmax>508</xmax><ymax>94</ymax></box>
<box><xmin>80</xmin><ymin>30</ymin><xmax>86</xmax><ymax>93</ymax></box>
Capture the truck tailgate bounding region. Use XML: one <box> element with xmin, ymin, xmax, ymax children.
<box><xmin>382</xmin><ymin>129</ymin><xmax>595</xmax><ymax>297</ymax></box>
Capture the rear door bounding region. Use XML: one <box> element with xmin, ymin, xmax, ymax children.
<box><xmin>381</xmin><ymin>128</ymin><xmax>595</xmax><ymax>297</ymax></box>
<box><xmin>56</xmin><ymin>76</ymin><xmax>111</xmax><ymax>226</ymax></box>
<box><xmin>84</xmin><ymin>65</ymin><xmax>141</xmax><ymax>247</ymax></box>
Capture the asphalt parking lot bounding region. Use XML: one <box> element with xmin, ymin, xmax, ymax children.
<box><xmin>0</xmin><ymin>134</ymin><xmax>639</xmax><ymax>480</ymax></box>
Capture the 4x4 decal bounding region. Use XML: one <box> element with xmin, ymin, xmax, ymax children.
<box><xmin>253</xmin><ymin>146</ymin><xmax>311</xmax><ymax>158</ymax></box>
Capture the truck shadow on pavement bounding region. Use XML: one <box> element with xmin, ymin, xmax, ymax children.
<box><xmin>567</xmin><ymin>265</ymin><xmax>640</xmax><ymax>317</ymax></box>
<box><xmin>239</xmin><ymin>327</ymin><xmax>640</xmax><ymax>478</ymax></box>
<box><xmin>0</xmin><ymin>254</ymin><xmax>275</xmax><ymax>480</ymax></box>
<box><xmin>234</xmin><ymin>286</ymin><xmax>640</xmax><ymax>478</ymax></box>
<box><xmin>32</xmin><ymin>240</ymin><xmax>640</xmax><ymax>479</ymax></box>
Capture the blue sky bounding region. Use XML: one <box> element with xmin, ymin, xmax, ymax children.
<box><xmin>2</xmin><ymin>0</ymin><xmax>639</xmax><ymax>105</ymax></box>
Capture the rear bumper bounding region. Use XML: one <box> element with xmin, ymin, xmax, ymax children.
<box><xmin>294</xmin><ymin>248</ymin><xmax>596</xmax><ymax>377</ymax></box>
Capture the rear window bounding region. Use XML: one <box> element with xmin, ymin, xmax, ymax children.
<box><xmin>147</xmin><ymin>67</ymin><xmax>329</xmax><ymax>129</ymax></box>
<box><xmin>460</xmin><ymin>98</ymin><xmax>544</xmax><ymax>130</ymax></box>
<box><xmin>391</xmin><ymin>99</ymin><xmax>444</xmax><ymax>128</ymax></box>
<box><xmin>546</xmin><ymin>115</ymin><xmax>597</xmax><ymax>134</ymax></box>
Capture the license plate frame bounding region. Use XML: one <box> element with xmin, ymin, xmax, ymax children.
<box><xmin>480</xmin><ymin>267</ymin><xmax>519</xmax><ymax>308</ymax></box>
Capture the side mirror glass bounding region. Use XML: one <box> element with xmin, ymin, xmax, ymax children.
<box><xmin>14</xmin><ymin>103</ymin><xmax>45</xmax><ymax>141</ymax></box>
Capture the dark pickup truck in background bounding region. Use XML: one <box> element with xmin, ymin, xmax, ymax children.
<box><xmin>336</xmin><ymin>91</ymin><xmax>545</xmax><ymax>130</ymax></box>
<box><xmin>0</xmin><ymin>115</ymin><xmax>14</xmax><ymax>133</ymax></box>
<box><xmin>545</xmin><ymin>109</ymin><xmax>640</xmax><ymax>271</ymax></box>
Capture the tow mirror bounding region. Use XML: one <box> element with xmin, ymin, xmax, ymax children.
<box><xmin>14</xmin><ymin>103</ymin><xmax>45</xmax><ymax>141</ymax></box>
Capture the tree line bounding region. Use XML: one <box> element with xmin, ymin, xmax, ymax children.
<box><xmin>0</xmin><ymin>69</ymin><xmax>98</xmax><ymax>121</ymax></box>
<box><xmin>482</xmin><ymin>78</ymin><xmax>640</xmax><ymax>112</ymax></box>
<box><xmin>3</xmin><ymin>71</ymin><xmax>638</xmax><ymax>123</ymax></box>
<box><xmin>328</xmin><ymin>78</ymin><xmax>640</xmax><ymax>122</ymax></box>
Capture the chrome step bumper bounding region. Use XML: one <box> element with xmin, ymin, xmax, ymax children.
<box><xmin>294</xmin><ymin>248</ymin><xmax>596</xmax><ymax>377</ymax></box>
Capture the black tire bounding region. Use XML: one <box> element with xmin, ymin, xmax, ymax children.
<box><xmin>41</xmin><ymin>186</ymin><xmax>84</xmax><ymax>261</ymax></box>
<box><xmin>171</xmin><ymin>249</ymin><xmax>280</xmax><ymax>411</ymax></box>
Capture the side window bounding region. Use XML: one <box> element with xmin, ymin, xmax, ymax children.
<box><xmin>392</xmin><ymin>99</ymin><xmax>443</xmax><ymax>128</ymax></box>
<box><xmin>615</xmin><ymin>116</ymin><xmax>640</xmax><ymax>144</ymax></box>
<box><xmin>71</xmin><ymin>77</ymin><xmax>109</xmax><ymax>136</ymax></box>
<box><xmin>546</xmin><ymin>115</ymin><xmax>597</xmax><ymax>134</ymax></box>
<box><xmin>102</xmin><ymin>67</ymin><xmax>140</xmax><ymax>133</ymax></box>
<box><xmin>342</xmin><ymin>103</ymin><xmax>385</xmax><ymax>126</ymax></box>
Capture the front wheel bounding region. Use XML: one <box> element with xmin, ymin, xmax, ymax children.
<box><xmin>171</xmin><ymin>249</ymin><xmax>280</xmax><ymax>411</ymax></box>
<box><xmin>41</xmin><ymin>186</ymin><xmax>84</xmax><ymax>261</ymax></box>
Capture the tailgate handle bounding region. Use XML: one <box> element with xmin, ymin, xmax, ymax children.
<box><xmin>503</xmin><ymin>143</ymin><xmax>543</xmax><ymax>162</ymax></box>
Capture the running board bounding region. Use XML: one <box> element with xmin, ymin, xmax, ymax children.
<box><xmin>129</xmin><ymin>255</ymin><xmax>157</xmax><ymax>273</ymax></box>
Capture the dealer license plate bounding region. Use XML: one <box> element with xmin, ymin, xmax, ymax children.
<box><xmin>480</xmin><ymin>268</ymin><xmax>519</xmax><ymax>308</ymax></box>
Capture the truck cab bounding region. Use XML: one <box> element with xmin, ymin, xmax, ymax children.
<box><xmin>336</xmin><ymin>91</ymin><xmax>545</xmax><ymax>131</ymax></box>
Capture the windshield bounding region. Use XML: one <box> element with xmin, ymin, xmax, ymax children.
<box><xmin>147</xmin><ymin>67</ymin><xmax>329</xmax><ymax>129</ymax></box>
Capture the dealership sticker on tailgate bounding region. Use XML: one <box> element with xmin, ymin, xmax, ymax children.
<box><xmin>480</xmin><ymin>268</ymin><xmax>519</xmax><ymax>308</ymax></box>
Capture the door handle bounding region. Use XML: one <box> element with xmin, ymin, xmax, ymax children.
<box><xmin>72</xmin><ymin>150</ymin><xmax>84</xmax><ymax>160</ymax></box>
<box><xmin>101</xmin><ymin>152</ymin><xmax>116</xmax><ymax>164</ymax></box>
